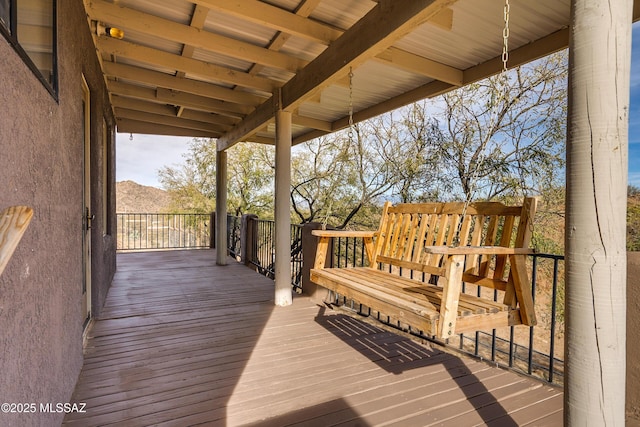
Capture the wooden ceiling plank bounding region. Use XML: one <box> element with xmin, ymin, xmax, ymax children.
<box><xmin>111</xmin><ymin>95</ymin><xmax>177</xmax><ymax>116</ymax></box>
<box><xmin>180</xmin><ymin>110</ymin><xmax>239</xmax><ymax>127</ymax></box>
<box><xmin>463</xmin><ymin>28</ymin><xmax>569</xmax><ymax>84</ymax></box>
<box><xmin>95</xmin><ymin>36</ymin><xmax>277</xmax><ymax>93</ymax></box>
<box><xmin>114</xmin><ymin>108</ymin><xmax>228</xmax><ymax>133</ymax></box>
<box><xmin>177</xmin><ymin>4</ymin><xmax>210</xmax><ymax>80</ymax></box>
<box><xmin>292</xmin><ymin>114</ymin><xmax>332</xmax><ymax>132</ymax></box>
<box><xmin>86</xmin><ymin>0</ymin><xmax>305</xmax><ymax>73</ymax></box>
<box><xmin>374</xmin><ymin>47</ymin><xmax>463</xmax><ymax>86</ymax></box>
<box><xmin>247</xmin><ymin>0</ymin><xmax>323</xmax><ymax>77</ymax></box>
<box><xmin>107</xmin><ymin>81</ymin><xmax>252</xmax><ymax>117</ymax></box>
<box><xmin>116</xmin><ymin>118</ymin><xmax>218</xmax><ymax>138</ymax></box>
<box><xmin>193</xmin><ymin>0</ymin><xmax>342</xmax><ymax>44</ymax></box>
<box><xmin>102</xmin><ymin>62</ymin><xmax>264</xmax><ymax>106</ymax></box>
<box><xmin>111</xmin><ymin>95</ymin><xmax>237</xmax><ymax>128</ymax></box>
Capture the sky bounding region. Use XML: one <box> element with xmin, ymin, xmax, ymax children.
<box><xmin>117</xmin><ymin>23</ymin><xmax>640</xmax><ymax>189</ymax></box>
<box><xmin>116</xmin><ymin>133</ymin><xmax>192</xmax><ymax>187</ymax></box>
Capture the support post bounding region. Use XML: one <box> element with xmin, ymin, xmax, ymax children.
<box><xmin>215</xmin><ymin>148</ymin><xmax>228</xmax><ymax>266</ymax></box>
<box><xmin>301</xmin><ymin>222</ymin><xmax>334</xmax><ymax>303</ymax></box>
<box><xmin>274</xmin><ymin>109</ymin><xmax>292</xmax><ymax>306</ymax></box>
<box><xmin>209</xmin><ymin>211</ymin><xmax>216</xmax><ymax>249</ymax></box>
<box><xmin>565</xmin><ymin>1</ymin><xmax>631</xmax><ymax>425</ymax></box>
<box><xmin>241</xmin><ymin>214</ymin><xmax>258</xmax><ymax>269</ymax></box>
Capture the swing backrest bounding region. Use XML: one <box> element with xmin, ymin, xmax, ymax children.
<box><xmin>370</xmin><ymin>198</ymin><xmax>537</xmax><ymax>293</ymax></box>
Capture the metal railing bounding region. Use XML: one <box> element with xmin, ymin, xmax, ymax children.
<box><xmin>116</xmin><ymin>213</ymin><xmax>212</xmax><ymax>251</ymax></box>
<box><xmin>246</xmin><ymin>218</ymin><xmax>303</xmax><ymax>289</ymax></box>
<box><xmin>227</xmin><ymin>215</ymin><xmax>242</xmax><ymax>258</ymax></box>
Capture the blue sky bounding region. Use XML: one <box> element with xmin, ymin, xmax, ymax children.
<box><xmin>118</xmin><ymin>23</ymin><xmax>640</xmax><ymax>189</ymax></box>
<box><xmin>629</xmin><ymin>22</ymin><xmax>640</xmax><ymax>187</ymax></box>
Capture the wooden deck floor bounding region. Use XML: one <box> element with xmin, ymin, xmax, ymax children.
<box><xmin>64</xmin><ymin>250</ymin><xmax>563</xmax><ymax>426</ymax></box>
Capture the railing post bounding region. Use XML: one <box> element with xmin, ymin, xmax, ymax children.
<box><xmin>209</xmin><ymin>211</ymin><xmax>216</xmax><ymax>249</ymax></box>
<box><xmin>301</xmin><ymin>222</ymin><xmax>333</xmax><ymax>303</ymax></box>
<box><xmin>241</xmin><ymin>214</ymin><xmax>258</xmax><ymax>269</ymax></box>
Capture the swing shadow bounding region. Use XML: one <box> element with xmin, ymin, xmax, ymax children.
<box><xmin>314</xmin><ymin>306</ymin><xmax>519</xmax><ymax>426</ymax></box>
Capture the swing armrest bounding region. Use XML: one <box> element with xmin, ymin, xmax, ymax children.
<box><xmin>312</xmin><ymin>230</ymin><xmax>377</xmax><ymax>238</ymax></box>
<box><xmin>422</xmin><ymin>246</ymin><xmax>535</xmax><ymax>256</ymax></box>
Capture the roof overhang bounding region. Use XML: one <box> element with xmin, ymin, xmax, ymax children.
<box><xmin>82</xmin><ymin>0</ymin><xmax>640</xmax><ymax>150</ymax></box>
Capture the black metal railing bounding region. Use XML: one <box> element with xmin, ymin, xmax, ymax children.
<box><xmin>227</xmin><ymin>214</ymin><xmax>242</xmax><ymax>259</ymax></box>
<box><xmin>116</xmin><ymin>213</ymin><xmax>211</xmax><ymax>251</ymax></box>
<box><xmin>247</xmin><ymin>218</ymin><xmax>303</xmax><ymax>290</ymax></box>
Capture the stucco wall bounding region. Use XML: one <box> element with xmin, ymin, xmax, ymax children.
<box><xmin>0</xmin><ymin>1</ymin><xmax>116</xmax><ymax>425</ymax></box>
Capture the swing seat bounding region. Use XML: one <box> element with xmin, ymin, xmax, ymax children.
<box><xmin>310</xmin><ymin>198</ymin><xmax>537</xmax><ymax>339</ymax></box>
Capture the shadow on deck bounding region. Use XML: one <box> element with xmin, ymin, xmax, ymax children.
<box><xmin>64</xmin><ymin>250</ymin><xmax>562</xmax><ymax>426</ymax></box>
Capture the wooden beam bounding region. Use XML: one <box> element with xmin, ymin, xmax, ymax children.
<box><xmin>430</xmin><ymin>7</ymin><xmax>453</xmax><ymax>30</ymax></box>
<box><xmin>86</xmin><ymin>0</ymin><xmax>305</xmax><ymax>73</ymax></box>
<box><xmin>463</xmin><ymin>28</ymin><xmax>569</xmax><ymax>84</ymax></box>
<box><xmin>102</xmin><ymin>62</ymin><xmax>264</xmax><ymax>106</ymax></box>
<box><xmin>369</xmin><ymin>1</ymin><xmax>453</xmax><ymax>30</ymax></box>
<box><xmin>110</xmin><ymin>95</ymin><xmax>238</xmax><ymax>128</ymax></box>
<box><xmin>218</xmin><ymin>0</ymin><xmax>456</xmax><ymax>149</ymax></box>
<box><xmin>114</xmin><ymin>108</ymin><xmax>228</xmax><ymax>134</ymax></box>
<box><xmin>243</xmin><ymin>135</ymin><xmax>276</xmax><ymax>145</ymax></box>
<box><xmin>292</xmin><ymin>114</ymin><xmax>332</xmax><ymax>132</ymax></box>
<box><xmin>218</xmin><ymin>94</ymin><xmax>277</xmax><ymax>150</ymax></box>
<box><xmin>245</xmin><ymin>0</ymin><xmax>321</xmax><ymax>77</ymax></box>
<box><xmin>116</xmin><ymin>118</ymin><xmax>217</xmax><ymax>138</ymax></box>
<box><xmin>281</xmin><ymin>0</ymin><xmax>456</xmax><ymax>111</ymax></box>
<box><xmin>177</xmin><ymin>4</ymin><xmax>210</xmax><ymax>116</ymax></box>
<box><xmin>374</xmin><ymin>47</ymin><xmax>463</xmax><ymax>86</ymax></box>
<box><xmin>107</xmin><ymin>81</ymin><xmax>253</xmax><ymax>117</ymax></box>
<box><xmin>95</xmin><ymin>36</ymin><xmax>277</xmax><ymax>93</ymax></box>
<box><xmin>193</xmin><ymin>0</ymin><xmax>342</xmax><ymax>44</ymax></box>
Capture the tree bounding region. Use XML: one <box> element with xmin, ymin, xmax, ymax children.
<box><xmin>159</xmin><ymin>139</ymin><xmax>275</xmax><ymax>216</ymax></box>
<box><xmin>432</xmin><ymin>51</ymin><xmax>567</xmax><ymax>201</ymax></box>
<box><xmin>158</xmin><ymin>138</ymin><xmax>217</xmax><ymax>213</ymax></box>
<box><xmin>374</xmin><ymin>104</ymin><xmax>447</xmax><ymax>202</ymax></box>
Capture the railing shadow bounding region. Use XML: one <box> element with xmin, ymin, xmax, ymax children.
<box><xmin>314</xmin><ymin>306</ymin><xmax>519</xmax><ymax>426</ymax></box>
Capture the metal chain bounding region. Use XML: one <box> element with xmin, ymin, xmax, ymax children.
<box><xmin>502</xmin><ymin>0</ymin><xmax>510</xmax><ymax>73</ymax></box>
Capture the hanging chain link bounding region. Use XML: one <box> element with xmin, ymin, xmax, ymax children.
<box><xmin>348</xmin><ymin>67</ymin><xmax>355</xmax><ymax>143</ymax></box>
<box><xmin>502</xmin><ymin>0</ymin><xmax>510</xmax><ymax>73</ymax></box>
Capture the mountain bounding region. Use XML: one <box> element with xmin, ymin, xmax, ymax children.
<box><xmin>116</xmin><ymin>181</ymin><xmax>172</xmax><ymax>213</ymax></box>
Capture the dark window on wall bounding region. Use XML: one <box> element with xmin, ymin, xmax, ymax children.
<box><xmin>0</xmin><ymin>0</ymin><xmax>57</xmax><ymax>97</ymax></box>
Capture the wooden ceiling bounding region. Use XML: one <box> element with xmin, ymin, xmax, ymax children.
<box><xmin>82</xmin><ymin>0</ymin><xmax>640</xmax><ymax>150</ymax></box>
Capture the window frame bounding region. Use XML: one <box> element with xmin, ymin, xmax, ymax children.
<box><xmin>0</xmin><ymin>0</ymin><xmax>58</xmax><ymax>99</ymax></box>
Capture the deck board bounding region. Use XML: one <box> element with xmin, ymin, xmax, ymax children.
<box><xmin>64</xmin><ymin>249</ymin><xmax>562</xmax><ymax>426</ymax></box>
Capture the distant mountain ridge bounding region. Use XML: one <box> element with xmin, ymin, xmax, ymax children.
<box><xmin>116</xmin><ymin>181</ymin><xmax>172</xmax><ymax>213</ymax></box>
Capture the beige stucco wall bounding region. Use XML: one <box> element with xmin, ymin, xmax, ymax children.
<box><xmin>628</xmin><ymin>252</ymin><xmax>640</xmax><ymax>421</ymax></box>
<box><xmin>0</xmin><ymin>1</ymin><xmax>116</xmax><ymax>425</ymax></box>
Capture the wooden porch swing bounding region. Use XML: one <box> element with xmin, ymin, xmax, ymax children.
<box><xmin>310</xmin><ymin>0</ymin><xmax>537</xmax><ymax>340</ymax></box>
<box><xmin>310</xmin><ymin>197</ymin><xmax>538</xmax><ymax>339</ymax></box>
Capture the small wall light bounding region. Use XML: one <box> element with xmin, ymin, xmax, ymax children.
<box><xmin>96</xmin><ymin>22</ymin><xmax>124</xmax><ymax>39</ymax></box>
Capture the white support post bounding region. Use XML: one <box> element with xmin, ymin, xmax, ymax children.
<box><xmin>274</xmin><ymin>109</ymin><xmax>293</xmax><ymax>306</ymax></box>
<box><xmin>565</xmin><ymin>1</ymin><xmax>632</xmax><ymax>425</ymax></box>
<box><xmin>216</xmin><ymin>148</ymin><xmax>228</xmax><ymax>266</ymax></box>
